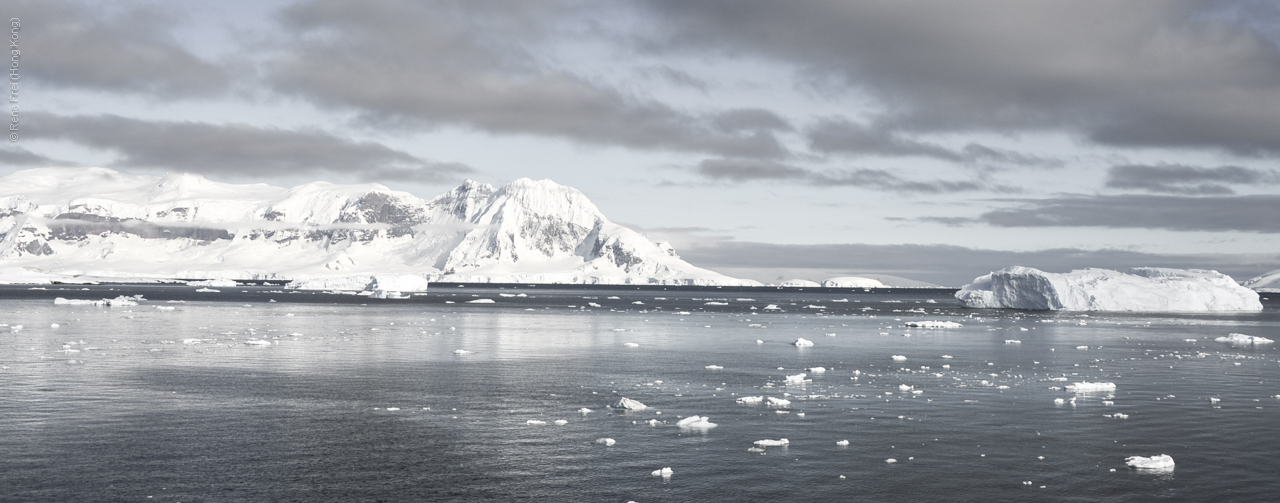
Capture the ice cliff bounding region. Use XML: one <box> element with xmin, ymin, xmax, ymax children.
<box><xmin>955</xmin><ymin>266</ymin><xmax>1262</xmax><ymax>312</ymax></box>
<box><xmin>0</xmin><ymin>168</ymin><xmax>757</xmax><ymax>286</ymax></box>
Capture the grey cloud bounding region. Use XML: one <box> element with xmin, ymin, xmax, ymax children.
<box><xmin>13</xmin><ymin>0</ymin><xmax>228</xmax><ymax>97</ymax></box>
<box><xmin>937</xmin><ymin>194</ymin><xmax>1280</xmax><ymax>233</ymax></box>
<box><xmin>0</xmin><ymin>146</ymin><xmax>65</xmax><ymax>167</ymax></box>
<box><xmin>678</xmin><ymin>241</ymin><xmax>1280</xmax><ymax>287</ymax></box>
<box><xmin>806</xmin><ymin>118</ymin><xmax>1059</xmax><ymax>167</ymax></box>
<box><xmin>265</xmin><ymin>0</ymin><xmax>786</xmax><ymax>158</ymax></box>
<box><xmin>638</xmin><ymin>1</ymin><xmax>1280</xmax><ymax>156</ymax></box>
<box><xmin>695</xmin><ymin>158</ymin><xmax>992</xmax><ymax>193</ymax></box>
<box><xmin>27</xmin><ymin>113</ymin><xmax>471</xmax><ymax>183</ymax></box>
<box><xmin>642</xmin><ymin>65</ymin><xmax>709</xmax><ymax>92</ymax></box>
<box><xmin>1106</xmin><ymin>164</ymin><xmax>1280</xmax><ymax>194</ymax></box>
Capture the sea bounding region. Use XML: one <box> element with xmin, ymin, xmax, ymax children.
<box><xmin>1</xmin><ymin>283</ymin><xmax>1278</xmax><ymax>502</ymax></box>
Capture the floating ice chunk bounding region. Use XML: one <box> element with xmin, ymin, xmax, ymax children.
<box><xmin>793</xmin><ymin>338</ymin><xmax>814</xmax><ymax>347</ymax></box>
<box><xmin>614</xmin><ymin>397</ymin><xmax>648</xmax><ymax>411</ymax></box>
<box><xmin>155</xmin><ymin>306</ymin><xmax>175</xmax><ymax>311</ymax></box>
<box><xmin>1004</xmin><ymin>340</ymin><xmax>1021</xmax><ymax>344</ymax></box>
<box><xmin>1067</xmin><ymin>382</ymin><xmax>1117</xmax><ymax>392</ymax></box>
<box><xmin>554</xmin><ymin>419</ymin><xmax>568</xmax><ymax>426</ymax></box>
<box><xmin>454</xmin><ymin>349</ymin><xmax>473</xmax><ymax>355</ymax></box>
<box><xmin>612</xmin><ymin>328</ymin><xmax>627</xmax><ymax>332</ymax></box>
<box><xmin>50</xmin><ymin>323</ymin><xmax>60</xmax><ymax>328</ymax></box>
<box><xmin>651</xmin><ymin>467</ymin><xmax>673</xmax><ymax>477</ymax></box>
<box><xmin>764</xmin><ymin>304</ymin><xmax>781</xmax><ymax>310</ymax></box>
<box><xmin>632</xmin><ymin>301</ymin><xmax>645</xmax><ymax>305</ymax></box>
<box><xmin>767</xmin><ymin>397</ymin><xmax>791</xmax><ymax>407</ymax></box>
<box><xmin>736</xmin><ymin>396</ymin><xmax>764</xmax><ymax>405</ymax></box>
<box><xmin>1076</xmin><ymin>346</ymin><xmax>1089</xmax><ymax>350</ymax></box>
<box><xmin>647</xmin><ymin>419</ymin><xmax>660</xmax><ymax>426</ymax></box>
<box><xmin>756</xmin><ymin>340</ymin><xmax>764</xmax><ymax>344</ymax></box>
<box><xmin>1210</xmin><ymin>397</ymin><xmax>1221</xmax><ymax>404</ymax></box>
<box><xmin>578</xmin><ymin>408</ymin><xmax>593</xmax><ymax>414</ymax></box>
<box><xmin>891</xmin><ymin>355</ymin><xmax>907</xmax><ymax>361</ymax></box>
<box><xmin>1054</xmin><ymin>398</ymin><xmax>1065</xmax><ymax>405</ymax></box>
<box><xmin>1112</xmin><ymin>413</ymin><xmax>1129</xmax><ymax>419</ymax></box>
<box><xmin>940</xmin><ymin>355</ymin><xmax>953</xmax><ymax>359</ymax></box>
<box><xmin>623</xmin><ymin>342</ymin><xmax>640</xmax><ymax>348</ymax></box>
<box><xmin>705</xmin><ymin>301</ymin><xmax>728</xmax><ymax>306</ymax></box>
<box><xmin>466</xmin><ymin>299</ymin><xmax>495</xmax><ymax>304</ymax></box>
<box><xmin>526</xmin><ymin>420</ymin><xmax>546</xmax><ymax>425</ymax></box>
<box><xmin>195</xmin><ymin>288</ymin><xmax>220</xmax><ymax>293</ymax></box>
<box><xmin>705</xmin><ymin>365</ymin><xmax>724</xmax><ymax>370</ymax></box>
<box><xmin>595</xmin><ymin>438</ymin><xmax>616</xmax><ymax>446</ymax></box>
<box><xmin>1215</xmin><ymin>333</ymin><xmax>1274</xmax><ymax>345</ymax></box>
<box><xmin>385</xmin><ymin>407</ymin><xmax>401</xmax><ymax>411</ymax></box>
<box><xmin>898</xmin><ymin>384</ymin><xmax>914</xmax><ymax>391</ymax></box>
<box><xmin>905</xmin><ymin>321</ymin><xmax>963</xmax><ymax>328</ymax></box>
<box><xmin>1126</xmin><ymin>454</ymin><xmax>1174</xmax><ymax>470</ymax></box>
<box><xmin>244</xmin><ymin>340</ymin><xmax>273</xmax><ymax>346</ymax></box>
<box><xmin>836</xmin><ymin>440</ymin><xmax>850</xmax><ymax>446</ymax></box>
<box><xmin>956</xmin><ymin>267</ymin><xmax>1262</xmax><ymax>311</ymax></box>
<box><xmin>785</xmin><ymin>373</ymin><xmax>808</xmax><ymax>384</ymax></box>
<box><xmin>676</xmin><ymin>415</ymin><xmax>717</xmax><ymax>430</ymax></box>
<box><xmin>1184</xmin><ymin>339</ymin><xmax>1197</xmax><ymax>342</ymax></box>
<box><xmin>808</xmin><ymin>367</ymin><xmax>826</xmax><ymax>374</ymax></box>
<box><xmin>753</xmin><ymin>438</ymin><xmax>789</xmax><ymax>447</ymax></box>
<box><xmin>885</xmin><ymin>458</ymin><xmax>897</xmax><ymax>463</ymax></box>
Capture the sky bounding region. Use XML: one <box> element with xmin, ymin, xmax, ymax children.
<box><xmin>2</xmin><ymin>0</ymin><xmax>1279</xmax><ymax>286</ymax></box>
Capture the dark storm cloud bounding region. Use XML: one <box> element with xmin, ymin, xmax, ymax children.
<box><xmin>932</xmin><ymin>194</ymin><xmax>1280</xmax><ymax>233</ymax></box>
<box><xmin>637</xmin><ymin>1</ymin><xmax>1280</xmax><ymax>156</ymax></box>
<box><xmin>1106</xmin><ymin>164</ymin><xmax>1280</xmax><ymax>194</ymax></box>
<box><xmin>27</xmin><ymin>113</ymin><xmax>471</xmax><ymax>183</ymax></box>
<box><xmin>677</xmin><ymin>241</ymin><xmax>1280</xmax><ymax>287</ymax></box>
<box><xmin>0</xmin><ymin>146</ymin><xmax>64</xmax><ymax>167</ymax></box>
<box><xmin>694</xmin><ymin>158</ymin><xmax>991</xmax><ymax>193</ymax></box>
<box><xmin>264</xmin><ymin>0</ymin><xmax>787</xmax><ymax>158</ymax></box>
<box><xmin>12</xmin><ymin>0</ymin><xmax>228</xmax><ymax>97</ymax></box>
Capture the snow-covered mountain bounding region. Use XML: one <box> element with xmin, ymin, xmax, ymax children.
<box><xmin>0</xmin><ymin>168</ymin><xmax>758</xmax><ymax>286</ymax></box>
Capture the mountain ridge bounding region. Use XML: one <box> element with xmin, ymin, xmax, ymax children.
<box><xmin>0</xmin><ymin>168</ymin><xmax>759</xmax><ymax>286</ymax></box>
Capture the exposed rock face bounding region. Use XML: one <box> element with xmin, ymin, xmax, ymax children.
<box><xmin>0</xmin><ymin>168</ymin><xmax>757</xmax><ymax>285</ymax></box>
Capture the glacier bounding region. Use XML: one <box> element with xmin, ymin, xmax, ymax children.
<box><xmin>821</xmin><ymin>276</ymin><xmax>887</xmax><ymax>288</ymax></box>
<box><xmin>955</xmin><ymin>266</ymin><xmax>1262</xmax><ymax>312</ymax></box>
<box><xmin>0</xmin><ymin>168</ymin><xmax>758</xmax><ymax>286</ymax></box>
<box><xmin>1243</xmin><ymin>269</ymin><xmax>1280</xmax><ymax>292</ymax></box>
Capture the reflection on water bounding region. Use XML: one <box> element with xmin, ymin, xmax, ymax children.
<box><xmin>0</xmin><ymin>285</ymin><xmax>1278</xmax><ymax>502</ymax></box>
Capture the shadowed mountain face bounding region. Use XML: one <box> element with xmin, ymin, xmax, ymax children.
<box><xmin>0</xmin><ymin>168</ymin><xmax>755</xmax><ymax>285</ymax></box>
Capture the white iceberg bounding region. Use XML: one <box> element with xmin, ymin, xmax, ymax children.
<box><xmin>1243</xmin><ymin>269</ymin><xmax>1280</xmax><ymax>291</ymax></box>
<box><xmin>753</xmin><ymin>438</ymin><xmax>789</xmax><ymax>447</ymax></box>
<box><xmin>1215</xmin><ymin>333</ymin><xmax>1274</xmax><ymax>345</ymax></box>
<box><xmin>595</xmin><ymin>438</ymin><xmax>616</xmax><ymax>446</ymax></box>
<box><xmin>956</xmin><ymin>266</ymin><xmax>1262</xmax><ymax>311</ymax></box>
<box><xmin>676</xmin><ymin>415</ymin><xmax>717</xmax><ymax>430</ymax></box>
<box><xmin>891</xmin><ymin>355</ymin><xmax>907</xmax><ymax>361</ymax></box>
<box><xmin>525</xmin><ymin>419</ymin><xmax>546</xmax><ymax>425</ymax></box>
<box><xmin>767</xmin><ymin>397</ymin><xmax>791</xmax><ymax>407</ymax></box>
<box><xmin>705</xmin><ymin>365</ymin><xmax>723</xmax><ymax>370</ymax></box>
<box><xmin>736</xmin><ymin>396</ymin><xmax>764</xmax><ymax>405</ymax></box>
<box><xmin>244</xmin><ymin>340</ymin><xmax>273</xmax><ymax>346</ymax></box>
<box><xmin>793</xmin><ymin>338</ymin><xmax>814</xmax><ymax>347</ymax></box>
<box><xmin>822</xmin><ymin>276</ymin><xmax>887</xmax><ymax>288</ymax></box>
<box><xmin>785</xmin><ymin>373</ymin><xmax>808</xmax><ymax>384</ymax></box>
<box><xmin>904</xmin><ymin>321</ymin><xmax>963</xmax><ymax>328</ymax></box>
<box><xmin>651</xmin><ymin>467</ymin><xmax>673</xmax><ymax>477</ymax></box>
<box><xmin>187</xmin><ymin>279</ymin><xmax>237</xmax><ymax>287</ymax></box>
<box><xmin>836</xmin><ymin>439</ymin><xmax>850</xmax><ymax>446</ymax></box>
<box><xmin>1066</xmin><ymin>382</ymin><xmax>1117</xmax><ymax>392</ymax></box>
<box><xmin>1126</xmin><ymin>454</ymin><xmax>1175</xmax><ymax>470</ymax></box>
<box><xmin>807</xmin><ymin>367</ymin><xmax>826</xmax><ymax>374</ymax></box>
<box><xmin>623</xmin><ymin>342</ymin><xmax>640</xmax><ymax>348</ymax></box>
<box><xmin>614</xmin><ymin>397</ymin><xmax>648</xmax><ymax>411</ymax></box>
<box><xmin>453</xmin><ymin>349</ymin><xmax>473</xmax><ymax>355</ymax></box>
<box><xmin>466</xmin><ymin>298</ymin><xmax>495</xmax><ymax>304</ymax></box>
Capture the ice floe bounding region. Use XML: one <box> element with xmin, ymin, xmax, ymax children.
<box><xmin>595</xmin><ymin>438</ymin><xmax>616</xmax><ymax>446</ymax></box>
<box><xmin>1067</xmin><ymin>382</ymin><xmax>1117</xmax><ymax>392</ymax></box>
<box><xmin>904</xmin><ymin>321</ymin><xmax>963</xmax><ymax>328</ymax></box>
<box><xmin>753</xmin><ymin>438</ymin><xmax>789</xmax><ymax>447</ymax></box>
<box><xmin>836</xmin><ymin>440</ymin><xmax>850</xmax><ymax>446</ymax></box>
<box><xmin>466</xmin><ymin>298</ymin><xmax>495</xmax><ymax>304</ymax></box>
<box><xmin>807</xmin><ymin>367</ymin><xmax>826</xmax><ymax>374</ymax></box>
<box><xmin>793</xmin><ymin>338</ymin><xmax>814</xmax><ymax>347</ymax></box>
<box><xmin>1126</xmin><ymin>454</ymin><xmax>1174</xmax><ymax>470</ymax></box>
<box><xmin>736</xmin><ymin>396</ymin><xmax>764</xmax><ymax>405</ymax></box>
<box><xmin>785</xmin><ymin>373</ymin><xmax>808</xmax><ymax>384</ymax></box>
<box><xmin>956</xmin><ymin>266</ymin><xmax>1262</xmax><ymax>311</ymax></box>
<box><xmin>1215</xmin><ymin>333</ymin><xmax>1274</xmax><ymax>345</ymax></box>
<box><xmin>676</xmin><ymin>415</ymin><xmax>717</xmax><ymax>430</ymax></box>
<box><xmin>767</xmin><ymin>397</ymin><xmax>791</xmax><ymax>407</ymax></box>
<box><xmin>614</xmin><ymin>397</ymin><xmax>648</xmax><ymax>411</ymax></box>
<box><xmin>651</xmin><ymin>467</ymin><xmax>673</xmax><ymax>477</ymax></box>
<box><xmin>453</xmin><ymin>349</ymin><xmax>473</xmax><ymax>355</ymax></box>
<box><xmin>891</xmin><ymin>355</ymin><xmax>907</xmax><ymax>361</ymax></box>
<box><xmin>705</xmin><ymin>365</ymin><xmax>723</xmax><ymax>370</ymax></box>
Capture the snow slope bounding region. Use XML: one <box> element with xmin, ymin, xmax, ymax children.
<box><xmin>1243</xmin><ymin>269</ymin><xmax>1280</xmax><ymax>292</ymax></box>
<box><xmin>955</xmin><ymin>266</ymin><xmax>1262</xmax><ymax>311</ymax></box>
<box><xmin>822</xmin><ymin>276</ymin><xmax>887</xmax><ymax>288</ymax></box>
<box><xmin>0</xmin><ymin>168</ymin><xmax>757</xmax><ymax>286</ymax></box>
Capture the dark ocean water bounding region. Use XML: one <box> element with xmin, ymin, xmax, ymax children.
<box><xmin>1</xmin><ymin>284</ymin><xmax>1278</xmax><ymax>502</ymax></box>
